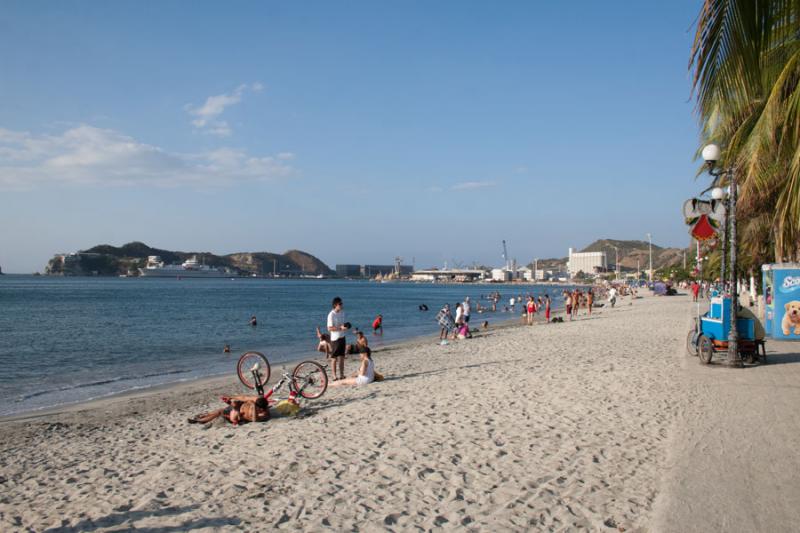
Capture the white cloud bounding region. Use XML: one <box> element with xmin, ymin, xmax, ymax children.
<box><xmin>451</xmin><ymin>181</ymin><xmax>495</xmax><ymax>191</ymax></box>
<box><xmin>186</xmin><ymin>83</ymin><xmax>263</xmax><ymax>137</ymax></box>
<box><xmin>0</xmin><ymin>124</ymin><xmax>296</xmax><ymax>190</ymax></box>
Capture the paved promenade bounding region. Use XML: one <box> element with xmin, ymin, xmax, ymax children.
<box><xmin>653</xmin><ymin>305</ymin><xmax>800</xmax><ymax>533</ymax></box>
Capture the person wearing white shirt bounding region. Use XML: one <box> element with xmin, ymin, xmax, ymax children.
<box><xmin>327</xmin><ymin>297</ymin><xmax>350</xmax><ymax>380</ymax></box>
<box><xmin>463</xmin><ymin>297</ymin><xmax>471</xmax><ymax>323</ymax></box>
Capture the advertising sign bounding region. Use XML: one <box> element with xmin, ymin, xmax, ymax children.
<box><xmin>763</xmin><ymin>263</ymin><xmax>800</xmax><ymax>340</ymax></box>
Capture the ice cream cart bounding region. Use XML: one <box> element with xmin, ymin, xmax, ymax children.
<box><xmin>686</xmin><ymin>296</ymin><xmax>766</xmax><ymax>364</ymax></box>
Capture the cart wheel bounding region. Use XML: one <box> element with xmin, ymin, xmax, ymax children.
<box><xmin>686</xmin><ymin>329</ymin><xmax>698</xmax><ymax>357</ymax></box>
<box><xmin>698</xmin><ymin>335</ymin><xmax>713</xmax><ymax>365</ymax></box>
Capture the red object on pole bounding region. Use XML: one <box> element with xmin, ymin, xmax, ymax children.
<box><xmin>690</xmin><ymin>215</ymin><xmax>717</xmax><ymax>241</ymax></box>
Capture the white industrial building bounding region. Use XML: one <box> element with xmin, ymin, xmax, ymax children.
<box><xmin>567</xmin><ymin>248</ymin><xmax>607</xmax><ymax>277</ymax></box>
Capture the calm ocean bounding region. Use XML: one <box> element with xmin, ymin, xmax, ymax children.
<box><xmin>0</xmin><ymin>276</ymin><xmax>571</xmax><ymax>416</ymax></box>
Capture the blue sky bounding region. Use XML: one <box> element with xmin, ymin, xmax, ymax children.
<box><xmin>0</xmin><ymin>1</ymin><xmax>705</xmax><ymax>273</ymax></box>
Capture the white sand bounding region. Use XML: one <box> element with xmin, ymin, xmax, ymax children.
<box><xmin>1</xmin><ymin>294</ymin><xmax>689</xmax><ymax>531</ymax></box>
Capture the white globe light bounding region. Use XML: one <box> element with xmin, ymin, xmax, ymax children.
<box><xmin>702</xmin><ymin>144</ymin><xmax>721</xmax><ymax>162</ymax></box>
<box><xmin>711</xmin><ymin>187</ymin><xmax>725</xmax><ymax>200</ymax></box>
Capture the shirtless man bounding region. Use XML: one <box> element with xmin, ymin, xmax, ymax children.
<box><xmin>188</xmin><ymin>395</ymin><xmax>269</xmax><ymax>426</ymax></box>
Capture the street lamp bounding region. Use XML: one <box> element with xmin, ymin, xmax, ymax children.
<box><xmin>645</xmin><ymin>233</ymin><xmax>653</xmax><ymax>282</ymax></box>
<box><xmin>702</xmin><ymin>143</ymin><xmax>741</xmax><ymax>367</ymax></box>
<box><xmin>613</xmin><ymin>246</ymin><xmax>619</xmax><ymax>281</ymax></box>
<box><xmin>711</xmin><ymin>186</ymin><xmax>729</xmax><ymax>285</ymax></box>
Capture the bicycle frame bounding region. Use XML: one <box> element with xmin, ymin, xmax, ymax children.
<box><xmin>250</xmin><ymin>368</ymin><xmax>302</xmax><ymax>404</ymax></box>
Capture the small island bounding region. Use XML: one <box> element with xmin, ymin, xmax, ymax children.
<box><xmin>44</xmin><ymin>241</ymin><xmax>334</xmax><ymax>278</ymax></box>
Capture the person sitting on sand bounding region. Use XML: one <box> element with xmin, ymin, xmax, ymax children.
<box><xmin>188</xmin><ymin>395</ymin><xmax>269</xmax><ymax>426</ymax></box>
<box><xmin>457</xmin><ymin>322</ymin><xmax>472</xmax><ymax>339</ymax></box>
<box><xmin>316</xmin><ymin>326</ymin><xmax>333</xmax><ymax>357</ymax></box>
<box><xmin>346</xmin><ymin>330</ymin><xmax>371</xmax><ymax>357</ymax></box>
<box><xmin>331</xmin><ymin>348</ymin><xmax>375</xmax><ymax>387</ymax></box>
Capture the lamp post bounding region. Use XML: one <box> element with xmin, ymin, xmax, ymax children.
<box><xmin>613</xmin><ymin>246</ymin><xmax>619</xmax><ymax>281</ymax></box>
<box><xmin>646</xmin><ymin>233</ymin><xmax>653</xmax><ymax>282</ymax></box>
<box><xmin>711</xmin><ymin>186</ymin><xmax>728</xmax><ymax>289</ymax></box>
<box><xmin>702</xmin><ymin>143</ymin><xmax>741</xmax><ymax>367</ymax></box>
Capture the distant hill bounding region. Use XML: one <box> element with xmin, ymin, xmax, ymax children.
<box><xmin>528</xmin><ymin>239</ymin><xmax>689</xmax><ymax>273</ymax></box>
<box><xmin>580</xmin><ymin>239</ymin><xmax>687</xmax><ymax>271</ymax></box>
<box><xmin>45</xmin><ymin>241</ymin><xmax>334</xmax><ymax>277</ymax></box>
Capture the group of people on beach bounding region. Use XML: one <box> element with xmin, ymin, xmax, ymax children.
<box><xmin>436</xmin><ymin>296</ymin><xmax>480</xmax><ymax>342</ymax></box>
<box><xmin>562</xmin><ymin>288</ymin><xmax>594</xmax><ymax>320</ymax></box>
<box><xmin>191</xmin><ymin>296</ymin><xmax>381</xmax><ymax>427</ymax></box>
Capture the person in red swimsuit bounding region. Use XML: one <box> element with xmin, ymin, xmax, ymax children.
<box><xmin>372</xmin><ymin>314</ymin><xmax>383</xmax><ymax>335</ymax></box>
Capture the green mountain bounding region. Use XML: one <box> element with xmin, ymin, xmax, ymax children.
<box><xmin>45</xmin><ymin>241</ymin><xmax>334</xmax><ymax>277</ymax></box>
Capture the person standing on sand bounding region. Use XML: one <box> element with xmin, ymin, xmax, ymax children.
<box><xmin>526</xmin><ymin>296</ymin><xmax>536</xmax><ymax>325</ymax></box>
<box><xmin>463</xmin><ymin>297</ymin><xmax>471</xmax><ymax>324</ymax></box>
<box><xmin>327</xmin><ymin>297</ymin><xmax>350</xmax><ymax>381</ymax></box>
<box><xmin>571</xmin><ymin>290</ymin><xmax>580</xmax><ymax>319</ymax></box>
<box><xmin>544</xmin><ymin>294</ymin><xmax>551</xmax><ymax>322</ymax></box>
<box><xmin>586</xmin><ymin>288</ymin><xmax>594</xmax><ymax>316</ymax></box>
<box><xmin>437</xmin><ymin>304</ymin><xmax>455</xmax><ymax>341</ymax></box>
<box><xmin>691</xmin><ymin>281</ymin><xmax>700</xmax><ymax>302</ymax></box>
<box><xmin>564</xmin><ymin>291</ymin><xmax>572</xmax><ymax>320</ymax></box>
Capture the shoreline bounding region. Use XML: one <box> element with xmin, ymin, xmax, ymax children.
<box><xmin>0</xmin><ymin>290</ymin><xmax>677</xmax><ymax>531</ymax></box>
<box><xmin>0</xmin><ymin>310</ymin><xmax>535</xmax><ymax>423</ymax></box>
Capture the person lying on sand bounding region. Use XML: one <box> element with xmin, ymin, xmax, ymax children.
<box><xmin>331</xmin><ymin>349</ymin><xmax>375</xmax><ymax>387</ymax></box>
<box><xmin>188</xmin><ymin>395</ymin><xmax>269</xmax><ymax>426</ymax></box>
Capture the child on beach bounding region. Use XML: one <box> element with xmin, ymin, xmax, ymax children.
<box><xmin>586</xmin><ymin>288</ymin><xmax>594</xmax><ymax>315</ymax></box>
<box><xmin>372</xmin><ymin>314</ymin><xmax>383</xmax><ymax>335</ymax></box>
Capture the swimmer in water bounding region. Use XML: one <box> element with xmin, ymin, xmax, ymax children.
<box><xmin>249</xmin><ymin>315</ymin><xmax>257</xmax><ymax>326</ymax></box>
<box><xmin>223</xmin><ymin>344</ymin><xmax>231</xmax><ymax>353</ymax></box>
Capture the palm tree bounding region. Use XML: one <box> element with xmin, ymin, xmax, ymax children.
<box><xmin>690</xmin><ymin>0</ymin><xmax>800</xmax><ymax>264</ymax></box>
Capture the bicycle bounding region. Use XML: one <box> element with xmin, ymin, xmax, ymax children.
<box><xmin>236</xmin><ymin>351</ymin><xmax>328</xmax><ymax>403</ymax></box>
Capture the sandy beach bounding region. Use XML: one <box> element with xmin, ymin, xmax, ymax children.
<box><xmin>2</xmin><ymin>293</ymin><xmax>796</xmax><ymax>532</ymax></box>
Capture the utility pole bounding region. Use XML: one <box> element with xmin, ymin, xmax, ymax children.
<box><xmin>646</xmin><ymin>233</ymin><xmax>653</xmax><ymax>282</ymax></box>
<box><xmin>614</xmin><ymin>246</ymin><xmax>619</xmax><ymax>281</ymax></box>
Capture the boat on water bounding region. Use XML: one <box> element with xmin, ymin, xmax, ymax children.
<box><xmin>139</xmin><ymin>255</ymin><xmax>228</xmax><ymax>278</ymax></box>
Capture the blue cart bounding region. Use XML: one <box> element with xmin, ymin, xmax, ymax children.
<box><xmin>686</xmin><ymin>297</ymin><xmax>766</xmax><ymax>364</ymax></box>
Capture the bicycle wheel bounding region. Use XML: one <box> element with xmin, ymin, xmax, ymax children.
<box><xmin>698</xmin><ymin>335</ymin><xmax>713</xmax><ymax>365</ymax></box>
<box><xmin>292</xmin><ymin>360</ymin><xmax>328</xmax><ymax>399</ymax></box>
<box><xmin>686</xmin><ymin>329</ymin><xmax>698</xmax><ymax>357</ymax></box>
<box><xmin>237</xmin><ymin>351</ymin><xmax>271</xmax><ymax>390</ymax></box>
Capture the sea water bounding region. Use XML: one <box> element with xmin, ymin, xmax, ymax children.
<box><xmin>0</xmin><ymin>276</ymin><xmax>571</xmax><ymax>416</ymax></box>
